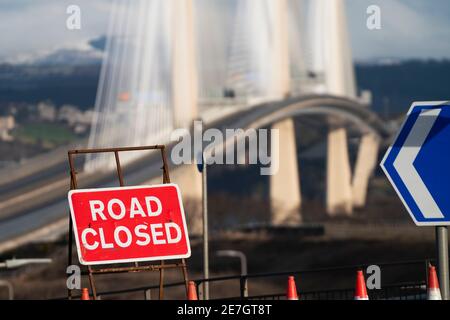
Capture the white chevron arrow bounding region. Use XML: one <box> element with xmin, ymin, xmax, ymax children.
<box><xmin>393</xmin><ymin>108</ymin><xmax>444</xmax><ymax>219</ymax></box>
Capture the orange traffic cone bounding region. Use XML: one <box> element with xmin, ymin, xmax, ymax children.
<box><xmin>354</xmin><ymin>270</ymin><xmax>369</xmax><ymax>300</ymax></box>
<box><xmin>427</xmin><ymin>265</ymin><xmax>442</xmax><ymax>300</ymax></box>
<box><xmin>187</xmin><ymin>281</ymin><xmax>198</xmax><ymax>300</ymax></box>
<box><xmin>286</xmin><ymin>276</ymin><xmax>299</xmax><ymax>300</ymax></box>
<box><xmin>81</xmin><ymin>288</ymin><xmax>90</xmax><ymax>300</ymax></box>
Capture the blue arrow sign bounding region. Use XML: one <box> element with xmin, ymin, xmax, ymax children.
<box><xmin>381</xmin><ymin>101</ymin><xmax>450</xmax><ymax>226</ymax></box>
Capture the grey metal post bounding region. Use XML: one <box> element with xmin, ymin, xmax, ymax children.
<box><xmin>198</xmin><ymin>282</ymin><xmax>204</xmax><ymax>300</ymax></box>
<box><xmin>216</xmin><ymin>250</ymin><xmax>248</xmax><ymax>297</ymax></box>
<box><xmin>202</xmin><ymin>158</ymin><xmax>209</xmax><ymax>300</ymax></box>
<box><xmin>240</xmin><ymin>276</ymin><xmax>248</xmax><ymax>298</ymax></box>
<box><xmin>436</xmin><ymin>226</ymin><xmax>449</xmax><ymax>299</ymax></box>
<box><xmin>0</xmin><ymin>280</ymin><xmax>13</xmax><ymax>300</ymax></box>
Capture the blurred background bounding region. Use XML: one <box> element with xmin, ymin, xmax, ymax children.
<box><xmin>0</xmin><ymin>0</ymin><xmax>449</xmax><ymax>300</ymax></box>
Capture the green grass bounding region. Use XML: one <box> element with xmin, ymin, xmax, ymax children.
<box><xmin>14</xmin><ymin>123</ymin><xmax>76</xmax><ymax>147</ymax></box>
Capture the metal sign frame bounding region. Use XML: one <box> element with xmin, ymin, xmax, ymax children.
<box><xmin>67</xmin><ymin>145</ymin><xmax>189</xmax><ymax>300</ymax></box>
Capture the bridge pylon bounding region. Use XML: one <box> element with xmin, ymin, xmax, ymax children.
<box><xmin>270</xmin><ymin>118</ymin><xmax>302</xmax><ymax>224</ymax></box>
<box><xmin>172</xmin><ymin>0</ymin><xmax>198</xmax><ymax>129</ymax></box>
<box><xmin>227</xmin><ymin>0</ymin><xmax>291</xmax><ymax>101</ymax></box>
<box><xmin>326</xmin><ymin>127</ymin><xmax>353</xmax><ymax>216</ymax></box>
<box><xmin>159</xmin><ymin>163</ymin><xmax>203</xmax><ymax>236</ymax></box>
<box><xmin>352</xmin><ymin>133</ymin><xmax>380</xmax><ymax>208</ymax></box>
<box><xmin>309</xmin><ymin>0</ymin><xmax>356</xmax><ymax>98</ymax></box>
<box><xmin>270</xmin><ymin>0</ymin><xmax>291</xmax><ymax>99</ymax></box>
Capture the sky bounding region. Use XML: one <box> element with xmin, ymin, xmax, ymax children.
<box><xmin>0</xmin><ymin>0</ymin><xmax>449</xmax><ymax>63</ymax></box>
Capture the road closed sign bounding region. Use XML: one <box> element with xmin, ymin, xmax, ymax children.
<box><xmin>68</xmin><ymin>184</ymin><xmax>191</xmax><ymax>265</ymax></box>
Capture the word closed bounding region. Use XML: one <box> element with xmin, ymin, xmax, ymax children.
<box><xmin>68</xmin><ymin>184</ymin><xmax>191</xmax><ymax>265</ymax></box>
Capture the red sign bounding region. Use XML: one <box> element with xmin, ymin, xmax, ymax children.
<box><xmin>68</xmin><ymin>184</ymin><xmax>191</xmax><ymax>265</ymax></box>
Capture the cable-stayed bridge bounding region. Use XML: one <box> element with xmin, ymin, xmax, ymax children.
<box><xmin>0</xmin><ymin>0</ymin><xmax>392</xmax><ymax>251</ymax></box>
<box><xmin>87</xmin><ymin>0</ymin><xmax>355</xmax><ymax>165</ymax></box>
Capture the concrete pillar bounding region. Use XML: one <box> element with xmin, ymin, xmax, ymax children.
<box><xmin>352</xmin><ymin>134</ymin><xmax>380</xmax><ymax>208</ymax></box>
<box><xmin>270</xmin><ymin>0</ymin><xmax>290</xmax><ymax>98</ymax></box>
<box><xmin>270</xmin><ymin>118</ymin><xmax>302</xmax><ymax>225</ymax></box>
<box><xmin>326</xmin><ymin>127</ymin><xmax>353</xmax><ymax>216</ymax></box>
<box><xmin>171</xmin><ymin>164</ymin><xmax>202</xmax><ymax>235</ymax></box>
<box><xmin>172</xmin><ymin>0</ymin><xmax>198</xmax><ymax>129</ymax></box>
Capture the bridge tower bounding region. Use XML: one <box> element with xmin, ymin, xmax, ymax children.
<box><xmin>309</xmin><ymin>0</ymin><xmax>356</xmax><ymax>97</ymax></box>
<box><xmin>352</xmin><ymin>133</ymin><xmax>380</xmax><ymax>208</ymax></box>
<box><xmin>270</xmin><ymin>118</ymin><xmax>302</xmax><ymax>225</ymax></box>
<box><xmin>170</xmin><ymin>0</ymin><xmax>203</xmax><ymax>235</ymax></box>
<box><xmin>266</xmin><ymin>0</ymin><xmax>302</xmax><ymax>225</ymax></box>
<box><xmin>172</xmin><ymin>0</ymin><xmax>198</xmax><ymax>128</ymax></box>
<box><xmin>310</xmin><ymin>0</ymin><xmax>377</xmax><ymax>215</ymax></box>
<box><xmin>269</xmin><ymin>0</ymin><xmax>290</xmax><ymax>99</ymax></box>
<box><xmin>322</xmin><ymin>0</ymin><xmax>355</xmax><ymax>216</ymax></box>
<box><xmin>228</xmin><ymin>0</ymin><xmax>291</xmax><ymax>102</ymax></box>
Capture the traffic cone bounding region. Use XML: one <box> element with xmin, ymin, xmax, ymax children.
<box><xmin>354</xmin><ymin>270</ymin><xmax>369</xmax><ymax>300</ymax></box>
<box><xmin>286</xmin><ymin>276</ymin><xmax>299</xmax><ymax>300</ymax></box>
<box><xmin>187</xmin><ymin>281</ymin><xmax>198</xmax><ymax>300</ymax></box>
<box><xmin>427</xmin><ymin>265</ymin><xmax>442</xmax><ymax>300</ymax></box>
<box><xmin>81</xmin><ymin>288</ymin><xmax>90</xmax><ymax>300</ymax></box>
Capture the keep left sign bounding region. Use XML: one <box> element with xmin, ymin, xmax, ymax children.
<box><xmin>68</xmin><ymin>184</ymin><xmax>191</xmax><ymax>265</ymax></box>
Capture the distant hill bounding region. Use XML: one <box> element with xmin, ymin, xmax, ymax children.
<box><xmin>356</xmin><ymin>59</ymin><xmax>450</xmax><ymax>116</ymax></box>
<box><xmin>32</xmin><ymin>48</ymin><xmax>102</xmax><ymax>67</ymax></box>
<box><xmin>0</xmin><ymin>63</ymin><xmax>100</xmax><ymax>110</ymax></box>
<box><xmin>0</xmin><ymin>56</ymin><xmax>449</xmax><ymax>116</ymax></box>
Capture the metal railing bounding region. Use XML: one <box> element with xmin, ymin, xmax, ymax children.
<box><xmin>58</xmin><ymin>258</ymin><xmax>434</xmax><ymax>300</ymax></box>
<box><xmin>242</xmin><ymin>282</ymin><xmax>426</xmax><ymax>300</ymax></box>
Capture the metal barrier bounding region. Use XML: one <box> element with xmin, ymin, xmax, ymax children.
<box><xmin>60</xmin><ymin>259</ymin><xmax>433</xmax><ymax>300</ymax></box>
<box><xmin>242</xmin><ymin>282</ymin><xmax>426</xmax><ymax>300</ymax></box>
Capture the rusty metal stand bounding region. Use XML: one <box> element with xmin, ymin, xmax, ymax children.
<box><xmin>66</xmin><ymin>145</ymin><xmax>190</xmax><ymax>300</ymax></box>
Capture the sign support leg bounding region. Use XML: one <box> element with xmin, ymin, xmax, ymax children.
<box><xmin>436</xmin><ymin>226</ymin><xmax>449</xmax><ymax>299</ymax></box>
<box><xmin>87</xmin><ymin>266</ymin><xmax>98</xmax><ymax>300</ymax></box>
<box><xmin>181</xmin><ymin>258</ymin><xmax>189</xmax><ymax>295</ymax></box>
<box><xmin>159</xmin><ymin>260</ymin><xmax>165</xmax><ymax>300</ymax></box>
<box><xmin>66</xmin><ymin>146</ymin><xmax>190</xmax><ymax>300</ymax></box>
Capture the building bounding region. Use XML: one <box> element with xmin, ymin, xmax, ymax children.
<box><xmin>58</xmin><ymin>105</ymin><xmax>95</xmax><ymax>134</ymax></box>
<box><xmin>58</xmin><ymin>105</ymin><xmax>83</xmax><ymax>126</ymax></box>
<box><xmin>0</xmin><ymin>116</ymin><xmax>15</xmax><ymax>141</ymax></box>
<box><xmin>37</xmin><ymin>102</ymin><xmax>57</xmax><ymax>121</ymax></box>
